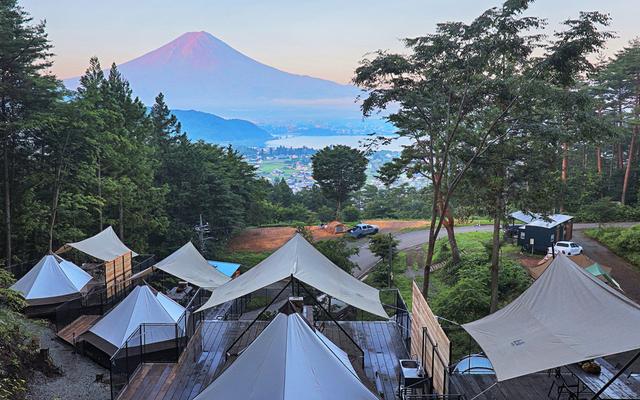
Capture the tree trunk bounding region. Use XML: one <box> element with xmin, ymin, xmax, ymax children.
<box><xmin>596</xmin><ymin>147</ymin><xmax>602</xmax><ymax>176</ymax></box>
<box><xmin>3</xmin><ymin>144</ymin><xmax>11</xmax><ymax>267</ymax></box>
<box><xmin>489</xmin><ymin>194</ymin><xmax>502</xmax><ymax>313</ymax></box>
<box><xmin>48</xmin><ymin>163</ymin><xmax>63</xmax><ymax>252</ymax></box>
<box><xmin>560</xmin><ymin>143</ymin><xmax>568</xmax><ymax>212</ymax></box>
<box><xmin>422</xmin><ymin>228</ymin><xmax>436</xmax><ymax>298</ymax></box>
<box><xmin>618</xmin><ymin>143</ymin><xmax>624</xmax><ymax>170</ymax></box>
<box><xmin>97</xmin><ymin>156</ymin><xmax>103</xmax><ymax>231</ymax></box>
<box><xmin>443</xmin><ymin>214</ymin><xmax>461</xmax><ymax>265</ymax></box>
<box><xmin>422</xmin><ymin>187</ymin><xmax>440</xmax><ymax>298</ymax></box>
<box><xmin>119</xmin><ymin>192</ymin><xmax>124</xmax><ymax>239</ymax></box>
<box><xmin>561</xmin><ymin>143</ymin><xmax>568</xmax><ymax>182</ymax></box>
<box><xmin>336</xmin><ymin>199</ymin><xmax>341</xmax><ymax>220</ymax></box>
<box><xmin>621</xmin><ymin>129</ymin><xmax>637</xmax><ymax>205</ymax></box>
<box><xmin>437</xmin><ymin>190</ymin><xmax>460</xmax><ymax>265</ymax></box>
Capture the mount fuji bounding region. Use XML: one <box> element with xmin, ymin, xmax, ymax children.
<box><xmin>64</xmin><ymin>31</ymin><xmax>360</xmax><ymax>121</ymax></box>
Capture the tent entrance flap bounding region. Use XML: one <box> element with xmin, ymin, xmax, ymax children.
<box><xmin>196</xmin><ymin>234</ymin><xmax>388</xmax><ymax>318</ymax></box>
<box><xmin>462</xmin><ymin>255</ymin><xmax>640</xmax><ymax>382</ymax></box>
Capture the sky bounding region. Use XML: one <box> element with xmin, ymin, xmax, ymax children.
<box><xmin>22</xmin><ymin>0</ymin><xmax>639</xmax><ymax>84</ymax></box>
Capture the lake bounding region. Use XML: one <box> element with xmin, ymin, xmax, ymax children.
<box><xmin>266</xmin><ymin>135</ymin><xmax>411</xmax><ymax>151</ymax></box>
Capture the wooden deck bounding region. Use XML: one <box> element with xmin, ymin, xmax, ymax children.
<box><xmin>57</xmin><ymin>315</ymin><xmax>100</xmax><ymax>345</ymax></box>
<box><xmin>450</xmin><ymin>372</ymin><xmax>564</xmax><ymax>400</ymax></box>
<box><xmin>450</xmin><ymin>359</ymin><xmax>640</xmax><ymax>400</ymax></box>
<box><xmin>117</xmin><ymin>319</ymin><xmax>408</xmax><ymax>400</ymax></box>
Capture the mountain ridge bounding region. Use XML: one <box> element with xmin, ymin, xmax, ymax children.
<box><xmin>170</xmin><ymin>109</ymin><xmax>272</xmax><ymax>146</ymax></box>
<box><xmin>64</xmin><ymin>31</ymin><xmax>360</xmax><ymax>121</ymax></box>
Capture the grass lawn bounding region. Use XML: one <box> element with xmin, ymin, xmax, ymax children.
<box><xmin>220</xmin><ymin>250</ymin><xmax>272</xmax><ymax>273</ymax></box>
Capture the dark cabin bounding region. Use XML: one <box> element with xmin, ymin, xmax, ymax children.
<box><xmin>510</xmin><ymin>211</ymin><xmax>574</xmax><ymax>253</ymax></box>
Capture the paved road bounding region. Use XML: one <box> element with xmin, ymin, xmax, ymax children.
<box><xmin>350</xmin><ymin>224</ymin><xmax>493</xmax><ymax>278</ymax></box>
<box><xmin>351</xmin><ymin>222</ymin><xmax>640</xmax><ymax>279</ymax></box>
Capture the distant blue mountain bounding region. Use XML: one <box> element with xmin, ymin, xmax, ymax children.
<box><xmin>171</xmin><ymin>109</ymin><xmax>272</xmax><ymax>146</ymax></box>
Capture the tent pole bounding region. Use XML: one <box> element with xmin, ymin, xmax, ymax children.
<box><xmin>224</xmin><ymin>279</ymin><xmax>293</xmax><ymax>360</ymax></box>
<box><xmin>297</xmin><ymin>279</ymin><xmax>365</xmax><ymax>369</ymax></box>
<box><xmin>590</xmin><ymin>350</ymin><xmax>640</xmax><ymax>400</ymax></box>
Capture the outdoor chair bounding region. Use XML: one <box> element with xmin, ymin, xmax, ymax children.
<box><xmin>547</xmin><ymin>368</ymin><xmax>581</xmax><ymax>400</ymax></box>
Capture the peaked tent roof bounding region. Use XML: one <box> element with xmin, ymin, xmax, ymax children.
<box><xmin>66</xmin><ymin>226</ymin><xmax>138</xmax><ymax>261</ymax></box>
<box><xmin>197</xmin><ymin>234</ymin><xmax>387</xmax><ymax>318</ymax></box>
<box><xmin>193</xmin><ymin>312</ymin><xmax>378</xmax><ymax>400</ymax></box>
<box><xmin>509</xmin><ymin>211</ymin><xmax>573</xmax><ymax>228</ymax></box>
<box><xmin>10</xmin><ymin>254</ymin><xmax>92</xmax><ymax>304</ymax></box>
<box><xmin>462</xmin><ymin>255</ymin><xmax>640</xmax><ymax>381</ymax></box>
<box><xmin>154</xmin><ymin>242</ymin><xmax>230</xmax><ymax>289</ymax></box>
<box><xmin>82</xmin><ymin>285</ymin><xmax>184</xmax><ymax>354</ymax></box>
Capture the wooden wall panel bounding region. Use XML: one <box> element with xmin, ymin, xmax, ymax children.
<box><xmin>411</xmin><ymin>281</ymin><xmax>451</xmax><ymax>395</ymax></box>
<box><xmin>104</xmin><ymin>252</ymin><xmax>133</xmax><ymax>298</ymax></box>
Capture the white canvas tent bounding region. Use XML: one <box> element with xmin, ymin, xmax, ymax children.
<box><xmin>193</xmin><ymin>309</ymin><xmax>378</xmax><ymax>400</ymax></box>
<box><xmin>197</xmin><ymin>234</ymin><xmax>387</xmax><ymax>318</ymax></box>
<box><xmin>79</xmin><ymin>285</ymin><xmax>185</xmax><ymax>355</ymax></box>
<box><xmin>10</xmin><ymin>254</ymin><xmax>93</xmax><ymax>306</ymax></box>
<box><xmin>462</xmin><ymin>255</ymin><xmax>640</xmax><ymax>381</ymax></box>
<box><xmin>153</xmin><ymin>242</ymin><xmax>230</xmax><ymax>289</ymax></box>
<box><xmin>64</xmin><ymin>226</ymin><xmax>137</xmax><ymax>261</ymax></box>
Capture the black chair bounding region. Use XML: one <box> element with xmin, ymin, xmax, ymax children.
<box><xmin>547</xmin><ymin>368</ymin><xmax>581</xmax><ymax>399</ymax></box>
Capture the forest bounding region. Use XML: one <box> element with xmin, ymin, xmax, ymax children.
<box><xmin>0</xmin><ymin>0</ymin><xmax>639</xmax><ymax>273</ymax></box>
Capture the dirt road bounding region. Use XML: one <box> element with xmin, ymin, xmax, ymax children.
<box><xmin>573</xmin><ymin>226</ymin><xmax>640</xmax><ymax>303</ymax></box>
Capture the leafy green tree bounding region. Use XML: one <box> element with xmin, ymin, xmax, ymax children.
<box><xmin>0</xmin><ymin>0</ymin><xmax>59</xmax><ymax>266</ymax></box>
<box><xmin>269</xmin><ymin>178</ymin><xmax>294</xmax><ymax>207</ymax></box>
<box><xmin>314</xmin><ymin>238</ymin><xmax>358</xmax><ymax>274</ymax></box>
<box><xmin>354</xmin><ymin>1</ymin><xmax>610</xmax><ymax>298</ymax></box>
<box><xmin>341</xmin><ymin>205</ymin><xmax>360</xmax><ymax>222</ymax></box>
<box><xmin>368</xmin><ymin>233</ymin><xmax>399</xmax><ymax>287</ymax></box>
<box><xmin>311</xmin><ymin>145</ymin><xmax>367</xmax><ymax>217</ymax></box>
<box><xmin>368</xmin><ymin>233</ymin><xmax>399</xmax><ymax>262</ymax></box>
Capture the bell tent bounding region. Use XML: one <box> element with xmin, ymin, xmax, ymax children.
<box><xmin>79</xmin><ymin>285</ymin><xmax>185</xmax><ymax>356</ymax></box>
<box><xmin>193</xmin><ymin>305</ymin><xmax>378</xmax><ymax>400</ymax></box>
<box><xmin>10</xmin><ymin>254</ymin><xmax>93</xmax><ymax>306</ymax></box>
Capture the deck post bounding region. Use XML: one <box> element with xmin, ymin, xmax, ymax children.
<box><xmin>297</xmin><ymin>279</ymin><xmax>365</xmax><ymax>369</ymax></box>
<box><xmin>224</xmin><ymin>279</ymin><xmax>293</xmax><ymax>359</ymax></box>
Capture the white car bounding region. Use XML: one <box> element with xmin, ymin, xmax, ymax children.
<box><xmin>549</xmin><ymin>241</ymin><xmax>583</xmax><ymax>256</ymax></box>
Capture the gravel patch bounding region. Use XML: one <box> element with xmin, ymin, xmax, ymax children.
<box><xmin>26</xmin><ymin>322</ymin><xmax>110</xmax><ymax>400</ymax></box>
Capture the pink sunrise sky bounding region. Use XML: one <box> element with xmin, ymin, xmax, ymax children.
<box><xmin>21</xmin><ymin>0</ymin><xmax>640</xmax><ymax>84</ymax></box>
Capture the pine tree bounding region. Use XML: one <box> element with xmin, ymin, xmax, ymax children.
<box><xmin>0</xmin><ymin>0</ymin><xmax>60</xmax><ymax>266</ymax></box>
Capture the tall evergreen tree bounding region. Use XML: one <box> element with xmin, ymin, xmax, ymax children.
<box><xmin>0</xmin><ymin>0</ymin><xmax>59</xmax><ymax>266</ymax></box>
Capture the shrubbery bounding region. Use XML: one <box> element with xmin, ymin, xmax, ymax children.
<box><xmin>0</xmin><ymin>269</ymin><xmax>57</xmax><ymax>399</ymax></box>
<box><xmin>573</xmin><ymin>197</ymin><xmax>640</xmax><ymax>223</ymax></box>
<box><xmin>585</xmin><ymin>225</ymin><xmax>640</xmax><ymax>267</ymax></box>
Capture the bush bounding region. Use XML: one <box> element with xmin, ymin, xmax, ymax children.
<box><xmin>0</xmin><ymin>269</ymin><xmax>58</xmax><ymax>399</ymax></box>
<box><xmin>317</xmin><ymin>206</ymin><xmax>336</xmax><ymax>223</ymax></box>
<box><xmin>586</xmin><ymin>225</ymin><xmax>640</xmax><ymax>267</ymax></box>
<box><xmin>341</xmin><ymin>205</ymin><xmax>360</xmax><ymax>222</ymax></box>
<box><xmin>314</xmin><ymin>238</ymin><xmax>358</xmax><ymax>274</ymax></box>
<box><xmin>574</xmin><ymin>197</ymin><xmax>640</xmax><ymax>223</ymax></box>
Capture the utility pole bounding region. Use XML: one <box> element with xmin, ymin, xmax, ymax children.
<box><xmin>388</xmin><ymin>237</ymin><xmax>393</xmax><ymax>288</ymax></box>
<box><xmin>194</xmin><ymin>214</ymin><xmax>210</xmax><ymax>252</ymax></box>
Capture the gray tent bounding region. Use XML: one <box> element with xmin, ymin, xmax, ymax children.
<box><xmin>79</xmin><ymin>285</ymin><xmax>185</xmax><ymax>356</ymax></box>
<box><xmin>10</xmin><ymin>254</ymin><xmax>93</xmax><ymax>306</ymax></box>
<box><xmin>197</xmin><ymin>234</ymin><xmax>387</xmax><ymax>318</ymax></box>
<box><xmin>193</xmin><ymin>309</ymin><xmax>378</xmax><ymax>400</ymax></box>
<box><xmin>463</xmin><ymin>255</ymin><xmax>640</xmax><ymax>381</ymax></box>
